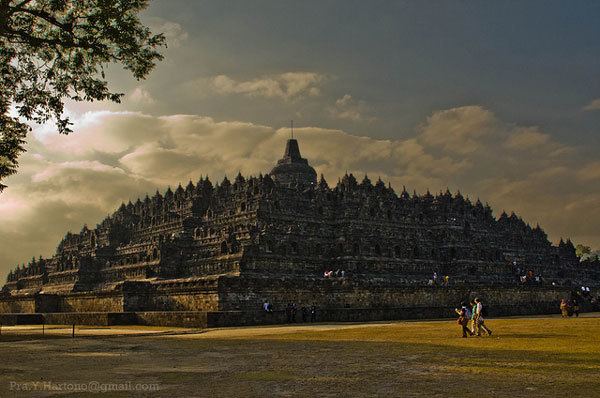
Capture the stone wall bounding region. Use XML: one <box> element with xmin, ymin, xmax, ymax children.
<box><xmin>217</xmin><ymin>275</ymin><xmax>572</xmax><ymax>315</ymax></box>
<box><xmin>57</xmin><ymin>292</ymin><xmax>124</xmax><ymax>312</ymax></box>
<box><xmin>134</xmin><ymin>311</ymin><xmax>207</xmax><ymax>327</ymax></box>
<box><xmin>0</xmin><ymin>276</ymin><xmax>577</xmax><ymax>327</ymax></box>
<box><xmin>0</xmin><ymin>296</ymin><xmax>37</xmax><ymax>313</ymax></box>
<box><xmin>42</xmin><ymin>312</ymin><xmax>127</xmax><ymax>326</ymax></box>
<box><xmin>144</xmin><ymin>291</ymin><xmax>219</xmax><ymax>312</ymax></box>
<box><xmin>142</xmin><ymin>278</ymin><xmax>221</xmax><ymax>311</ymax></box>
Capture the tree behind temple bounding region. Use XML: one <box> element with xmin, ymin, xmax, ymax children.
<box><xmin>575</xmin><ymin>244</ymin><xmax>591</xmax><ymax>259</ymax></box>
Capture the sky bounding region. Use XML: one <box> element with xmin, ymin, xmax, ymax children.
<box><xmin>2</xmin><ymin>1</ymin><xmax>600</xmax><ymax>279</ymax></box>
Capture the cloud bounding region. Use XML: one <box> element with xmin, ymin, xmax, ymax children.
<box><xmin>2</xmin><ymin>106</ymin><xmax>600</xmax><ymax>280</ymax></box>
<box><xmin>0</xmin><ymin>150</ymin><xmax>156</xmax><ymax>272</ymax></box>
<box><xmin>209</xmin><ymin>72</ymin><xmax>325</xmax><ymax>100</ymax></box>
<box><xmin>577</xmin><ymin>161</ymin><xmax>600</xmax><ymax>181</ymax></box>
<box><xmin>128</xmin><ymin>87</ymin><xmax>156</xmax><ymax>105</ymax></box>
<box><xmin>147</xmin><ymin>18</ymin><xmax>188</xmax><ymax>48</ymax></box>
<box><xmin>329</xmin><ymin>94</ymin><xmax>372</xmax><ymax>121</ymax></box>
<box><xmin>419</xmin><ymin>106</ymin><xmax>499</xmax><ymax>154</ymax></box>
<box><xmin>39</xmin><ymin>111</ymin><xmax>166</xmax><ymax>156</ymax></box>
<box><xmin>504</xmin><ymin>127</ymin><xmax>549</xmax><ymax>149</ymax></box>
<box><xmin>502</xmin><ymin>127</ymin><xmax>571</xmax><ymax>157</ymax></box>
<box><xmin>582</xmin><ymin>98</ymin><xmax>600</xmax><ymax>112</ymax></box>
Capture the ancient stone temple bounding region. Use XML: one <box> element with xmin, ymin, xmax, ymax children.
<box><xmin>1</xmin><ymin>138</ymin><xmax>598</xmax><ymax>326</ymax></box>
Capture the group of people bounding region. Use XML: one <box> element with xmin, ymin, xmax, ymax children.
<box><xmin>510</xmin><ymin>262</ymin><xmax>544</xmax><ymax>286</ymax></box>
<box><xmin>428</xmin><ymin>272</ymin><xmax>450</xmax><ymax>286</ymax></box>
<box><xmin>560</xmin><ymin>298</ymin><xmax>580</xmax><ymax>318</ymax></box>
<box><xmin>324</xmin><ymin>269</ymin><xmax>346</xmax><ymax>278</ymax></box>
<box><xmin>285</xmin><ymin>303</ymin><xmax>317</xmax><ymax>323</ymax></box>
<box><xmin>580</xmin><ymin>286</ymin><xmax>592</xmax><ymax>295</ymax></box>
<box><xmin>518</xmin><ymin>269</ymin><xmax>543</xmax><ymax>285</ymax></box>
<box><xmin>262</xmin><ymin>301</ymin><xmax>318</xmax><ymax>323</ymax></box>
<box><xmin>455</xmin><ymin>298</ymin><xmax>493</xmax><ymax>338</ymax></box>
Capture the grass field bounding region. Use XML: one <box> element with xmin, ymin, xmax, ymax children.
<box><xmin>1</xmin><ymin>315</ymin><xmax>599</xmax><ymax>397</ymax></box>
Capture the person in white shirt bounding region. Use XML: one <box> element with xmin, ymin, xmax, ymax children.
<box><xmin>474</xmin><ymin>298</ymin><xmax>492</xmax><ymax>336</ymax></box>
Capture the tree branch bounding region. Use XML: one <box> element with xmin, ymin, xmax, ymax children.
<box><xmin>10</xmin><ymin>0</ymin><xmax>34</xmax><ymax>9</ymax></box>
<box><xmin>13</xmin><ymin>6</ymin><xmax>73</xmax><ymax>32</ymax></box>
<box><xmin>3</xmin><ymin>25</ymin><xmax>101</xmax><ymax>51</ymax></box>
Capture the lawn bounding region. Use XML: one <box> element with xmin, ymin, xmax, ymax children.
<box><xmin>0</xmin><ymin>315</ymin><xmax>598</xmax><ymax>397</ymax></box>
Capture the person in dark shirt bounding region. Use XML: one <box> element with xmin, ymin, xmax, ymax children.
<box><xmin>291</xmin><ymin>303</ymin><xmax>298</xmax><ymax>322</ymax></box>
<box><xmin>455</xmin><ymin>302</ymin><xmax>472</xmax><ymax>338</ymax></box>
<box><xmin>572</xmin><ymin>299</ymin><xmax>580</xmax><ymax>317</ymax></box>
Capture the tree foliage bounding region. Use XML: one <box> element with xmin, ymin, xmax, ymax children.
<box><xmin>575</xmin><ymin>244</ymin><xmax>591</xmax><ymax>258</ymax></box>
<box><xmin>0</xmin><ymin>0</ymin><xmax>166</xmax><ymax>191</ymax></box>
<box><xmin>576</xmin><ymin>244</ymin><xmax>600</xmax><ymax>263</ymax></box>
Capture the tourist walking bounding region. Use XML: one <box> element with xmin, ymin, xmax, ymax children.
<box><xmin>263</xmin><ymin>301</ymin><xmax>272</xmax><ymax>313</ymax></box>
<box><xmin>291</xmin><ymin>302</ymin><xmax>298</xmax><ymax>322</ymax></box>
<box><xmin>474</xmin><ymin>298</ymin><xmax>492</xmax><ymax>336</ymax></box>
<box><xmin>560</xmin><ymin>299</ymin><xmax>569</xmax><ymax>318</ymax></box>
<box><xmin>301</xmin><ymin>306</ymin><xmax>309</xmax><ymax>322</ymax></box>
<box><xmin>469</xmin><ymin>299</ymin><xmax>477</xmax><ymax>335</ymax></box>
<box><xmin>455</xmin><ymin>302</ymin><xmax>473</xmax><ymax>338</ymax></box>
<box><xmin>572</xmin><ymin>299</ymin><xmax>580</xmax><ymax>317</ymax></box>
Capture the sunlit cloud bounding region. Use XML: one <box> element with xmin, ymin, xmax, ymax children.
<box><xmin>577</xmin><ymin>161</ymin><xmax>600</xmax><ymax>181</ymax></box>
<box><xmin>582</xmin><ymin>98</ymin><xmax>600</xmax><ymax>112</ymax></box>
<box><xmin>328</xmin><ymin>94</ymin><xmax>372</xmax><ymax>122</ymax></box>
<box><xmin>419</xmin><ymin>106</ymin><xmax>499</xmax><ymax>155</ymax></box>
<box><xmin>209</xmin><ymin>72</ymin><xmax>326</xmax><ymax>100</ymax></box>
<box><xmin>128</xmin><ymin>87</ymin><xmax>156</xmax><ymax>105</ymax></box>
<box><xmin>504</xmin><ymin>127</ymin><xmax>549</xmax><ymax>149</ymax></box>
<box><xmin>146</xmin><ymin>17</ymin><xmax>188</xmax><ymax>48</ymax></box>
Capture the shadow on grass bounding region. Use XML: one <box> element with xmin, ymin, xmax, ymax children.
<box><xmin>155</xmin><ymin>336</ymin><xmax>600</xmax><ymax>397</ymax></box>
<box><xmin>0</xmin><ymin>334</ymin><xmax>73</xmax><ymax>342</ymax></box>
<box><xmin>177</xmin><ymin>335</ymin><xmax>600</xmax><ymax>371</ymax></box>
<box><xmin>491</xmin><ymin>333</ymin><xmax>572</xmax><ymax>339</ymax></box>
